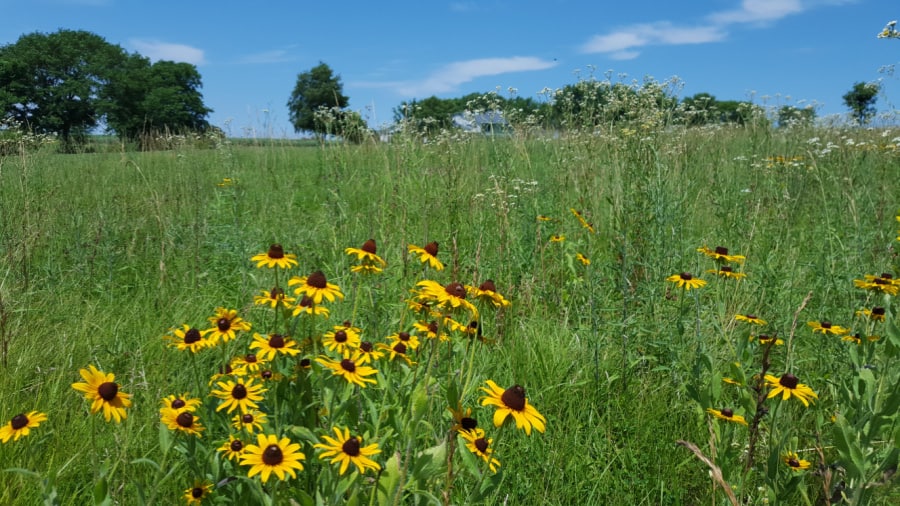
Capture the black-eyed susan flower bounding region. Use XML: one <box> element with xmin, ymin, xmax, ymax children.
<box><xmin>765</xmin><ymin>373</ymin><xmax>818</xmax><ymax>407</ymax></box>
<box><xmin>735</xmin><ymin>314</ymin><xmax>767</xmax><ymax>325</ymax></box>
<box><xmin>536</xmin><ymin>215</ymin><xmax>553</xmax><ymax>222</ymax></box>
<box><xmin>164</xmin><ymin>325</ymin><xmax>209</xmax><ymax>353</ymax></box>
<box><xmin>408</xmin><ymin>242</ymin><xmax>444</xmax><ymax>271</ymax></box>
<box><xmin>666</xmin><ymin>272</ymin><xmax>706</xmax><ymax>291</ymax></box>
<box><xmin>807</xmin><ymin>320</ymin><xmax>849</xmax><ymax>335</ymax></box>
<box><xmin>160</xmin><ymin>394</ymin><xmax>201</xmax><ymax>416</ymax></box>
<box><xmin>71</xmin><ymin>365</ymin><xmax>132</xmax><ymax>423</ymax></box>
<box><xmin>459</xmin><ymin>428</ymin><xmax>500</xmax><ymax>472</ymax></box>
<box><xmin>0</xmin><ymin>411</ymin><xmax>48</xmax><ymax>443</ymax></box>
<box><xmin>204</xmin><ymin>308</ymin><xmax>252</xmax><ymax>345</ymax></box>
<box><xmin>346</xmin><ymin>239</ymin><xmax>386</xmax><ymax>274</ymax></box>
<box><xmin>254</xmin><ymin>287</ymin><xmax>296</xmax><ymax>309</ymax></box>
<box><xmin>232</xmin><ymin>410</ymin><xmax>267</xmax><ymax>434</ymax></box>
<box><xmin>413</xmin><ymin>320</ymin><xmax>448</xmax><ymax>341</ymax></box>
<box><xmin>706</xmin><ymin>265</ymin><xmax>746</xmax><ymax>279</ymax></box>
<box><xmin>783</xmin><ymin>452</ymin><xmax>812</xmax><ymax>471</ymax></box>
<box><xmin>466</xmin><ymin>280</ymin><xmax>511</xmax><ymax>308</ymax></box>
<box><xmin>230</xmin><ymin>353</ymin><xmax>269</xmax><ymax>375</ymax></box>
<box><xmin>314</xmin><ymin>426</ymin><xmax>381</xmax><ymax>475</ymax></box>
<box><xmin>856</xmin><ymin>307</ymin><xmax>886</xmax><ymax>322</ymax></box>
<box><xmin>549</xmin><ymin>234</ymin><xmax>565</xmax><ymax>243</ymax></box>
<box><xmin>480</xmin><ymin>380</ymin><xmax>546</xmax><ymax>435</ymax></box>
<box><xmin>449</xmin><ymin>405</ymin><xmax>478</xmax><ymax>434</ymax></box>
<box><xmin>316</xmin><ymin>353</ymin><xmax>378</xmax><ymax>388</ymax></box>
<box><xmin>322</xmin><ymin>328</ymin><xmax>360</xmax><ymax>354</ymax></box>
<box><xmin>387</xmin><ymin>331</ymin><xmax>420</xmax><ymax>351</ymax></box>
<box><xmin>376</xmin><ymin>341</ymin><xmax>415</xmax><ymax>366</ymax></box>
<box><xmin>218</xmin><ymin>435</ymin><xmax>247</xmax><ymax>462</ymax></box>
<box><xmin>706</xmin><ymin>408</ymin><xmax>748</xmax><ymax>426</ymax></box>
<box><xmin>697</xmin><ymin>245</ymin><xmax>745</xmax><ymax>263</ymax></box>
<box><xmin>570</xmin><ymin>208</ymin><xmax>595</xmax><ymax>233</ymax></box>
<box><xmin>289</xmin><ymin>271</ymin><xmax>344</xmax><ymax>304</ymax></box>
<box><xmin>753</xmin><ymin>334</ymin><xmax>784</xmax><ymax>346</ymax></box>
<box><xmin>183</xmin><ymin>481</ymin><xmax>213</xmax><ymax>504</ymax></box>
<box><xmin>249</xmin><ymin>333</ymin><xmax>300</xmax><ymax>361</ymax></box>
<box><xmin>356</xmin><ymin>342</ymin><xmax>384</xmax><ymax>364</ymax></box>
<box><xmin>414</xmin><ymin>280</ymin><xmax>479</xmax><ymax>319</ymax></box>
<box><xmin>240</xmin><ymin>433</ymin><xmax>305</xmax><ymax>483</ymax></box>
<box><xmin>251</xmin><ymin>244</ymin><xmax>298</xmax><ymax>269</ymax></box>
<box><xmin>292</xmin><ymin>295</ymin><xmax>330</xmax><ymax>319</ymax></box>
<box><xmin>842</xmin><ymin>333</ymin><xmax>863</xmax><ymax>345</ymax></box>
<box><xmin>161</xmin><ymin>409</ymin><xmax>204</xmax><ymax>437</ymax></box>
<box><xmin>211</xmin><ymin>377</ymin><xmax>267</xmax><ymax>414</ymax></box>
<box><xmin>575</xmin><ymin>253</ymin><xmax>591</xmax><ymax>266</ymax></box>
<box><xmin>853</xmin><ymin>273</ymin><xmax>900</xmax><ymax>296</ymax></box>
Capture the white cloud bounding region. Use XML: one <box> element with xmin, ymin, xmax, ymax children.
<box><xmin>358</xmin><ymin>56</ymin><xmax>558</xmax><ymax>97</ymax></box>
<box><xmin>708</xmin><ymin>0</ymin><xmax>804</xmax><ymax>25</ymax></box>
<box><xmin>235</xmin><ymin>49</ymin><xmax>295</xmax><ymax>64</ymax></box>
<box><xmin>129</xmin><ymin>39</ymin><xmax>206</xmax><ymax>65</ymax></box>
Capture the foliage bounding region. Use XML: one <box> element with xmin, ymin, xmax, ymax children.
<box><xmin>842</xmin><ymin>82</ymin><xmax>879</xmax><ymax>125</ymax></box>
<box><xmin>287</xmin><ymin>62</ymin><xmax>349</xmax><ymax>135</ymax></box>
<box><xmin>394</xmin><ymin>92</ymin><xmax>545</xmax><ymax>134</ymax></box>
<box><xmin>777</xmin><ymin>105</ymin><xmax>817</xmax><ymax>128</ymax></box>
<box><xmin>680</xmin><ymin>92</ymin><xmax>764</xmax><ymax>126</ymax></box>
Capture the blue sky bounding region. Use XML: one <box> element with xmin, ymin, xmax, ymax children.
<box><xmin>3</xmin><ymin>0</ymin><xmax>898</xmax><ymax>135</ymax></box>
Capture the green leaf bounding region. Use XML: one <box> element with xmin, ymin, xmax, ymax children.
<box><xmin>158</xmin><ymin>421</ymin><xmax>173</xmax><ymax>456</ymax></box>
<box><xmin>376</xmin><ymin>452</ymin><xmax>402</xmax><ymax>506</ymax></box>
<box><xmin>832</xmin><ymin>416</ymin><xmax>866</xmax><ymax>481</ymax></box>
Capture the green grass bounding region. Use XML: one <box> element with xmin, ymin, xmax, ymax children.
<box><xmin>0</xmin><ymin>125</ymin><xmax>898</xmax><ymax>505</ymax></box>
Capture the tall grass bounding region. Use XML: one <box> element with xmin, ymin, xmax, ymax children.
<box><xmin>0</xmin><ymin>119</ymin><xmax>898</xmax><ymax>504</ymax></box>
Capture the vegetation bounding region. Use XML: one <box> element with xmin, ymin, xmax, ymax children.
<box><xmin>843</xmin><ymin>82</ymin><xmax>880</xmax><ymax>125</ymax></box>
<box><xmin>287</xmin><ymin>62</ymin><xmax>352</xmax><ymax>138</ymax></box>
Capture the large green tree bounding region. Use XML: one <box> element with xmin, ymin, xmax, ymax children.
<box><xmin>842</xmin><ymin>82</ymin><xmax>879</xmax><ymax>125</ymax></box>
<box><xmin>287</xmin><ymin>62</ymin><xmax>349</xmax><ymax>135</ymax></box>
<box><xmin>0</xmin><ymin>29</ymin><xmax>128</xmax><ymax>151</ymax></box>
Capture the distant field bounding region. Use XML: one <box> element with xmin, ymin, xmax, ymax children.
<box><xmin>0</xmin><ymin>125</ymin><xmax>898</xmax><ymax>505</ymax></box>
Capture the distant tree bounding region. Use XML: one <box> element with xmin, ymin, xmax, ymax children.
<box><xmin>0</xmin><ymin>29</ymin><xmax>128</xmax><ymax>151</ymax></box>
<box><xmin>102</xmin><ymin>57</ymin><xmax>212</xmax><ymax>145</ymax></box>
<box><xmin>287</xmin><ymin>62</ymin><xmax>349</xmax><ymax>135</ymax></box>
<box><xmin>842</xmin><ymin>82</ymin><xmax>879</xmax><ymax>124</ymax></box>
<box><xmin>777</xmin><ymin>105</ymin><xmax>816</xmax><ymax>128</ymax></box>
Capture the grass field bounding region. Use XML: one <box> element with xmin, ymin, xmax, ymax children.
<box><xmin>1</xmin><ymin>122</ymin><xmax>899</xmax><ymax>505</ymax></box>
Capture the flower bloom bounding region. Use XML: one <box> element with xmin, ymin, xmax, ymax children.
<box><xmin>218</xmin><ymin>435</ymin><xmax>247</xmax><ymax>461</ymax></box>
<box><xmin>183</xmin><ymin>481</ymin><xmax>213</xmax><ymax>504</ymax></box>
<box><xmin>765</xmin><ymin>373</ymin><xmax>818</xmax><ymax>407</ymax></box>
<box><xmin>853</xmin><ymin>273</ymin><xmax>900</xmax><ymax>296</ymax></box>
<box><xmin>575</xmin><ymin>253</ymin><xmax>591</xmax><ymax>266</ymax></box>
<box><xmin>549</xmin><ymin>234</ymin><xmax>565</xmax><ymax>243</ymax></box>
<box><xmin>203</xmin><ymin>307</ymin><xmax>252</xmax><ymax>345</ymax></box>
<box><xmin>783</xmin><ymin>452</ymin><xmax>812</xmax><ymax>471</ymax></box>
<box><xmin>211</xmin><ymin>377</ymin><xmax>267</xmax><ymax>414</ymax></box>
<box><xmin>753</xmin><ymin>334</ymin><xmax>784</xmax><ymax>346</ymax></box>
<box><xmin>249</xmin><ymin>333</ymin><xmax>300</xmax><ymax>361</ymax></box>
<box><xmin>322</xmin><ymin>327</ymin><xmax>361</xmax><ymax>354</ymax></box>
<box><xmin>316</xmin><ymin>353</ymin><xmax>378</xmax><ymax>388</ymax></box>
<box><xmin>232</xmin><ymin>410</ymin><xmax>267</xmax><ymax>434</ymax></box>
<box><xmin>807</xmin><ymin>320</ymin><xmax>849</xmax><ymax>335</ymax></box>
<box><xmin>0</xmin><ymin>411</ymin><xmax>48</xmax><ymax>443</ymax></box>
<box><xmin>71</xmin><ymin>365</ymin><xmax>132</xmax><ymax>423</ymax></box>
<box><xmin>856</xmin><ymin>307</ymin><xmax>886</xmax><ymax>322</ymax></box>
<box><xmin>697</xmin><ymin>245</ymin><xmax>745</xmax><ymax>263</ymax></box>
<box><xmin>240</xmin><ymin>433</ymin><xmax>305</xmax><ymax>483</ymax></box>
<box><xmin>480</xmin><ymin>380</ymin><xmax>546</xmax><ymax>435</ymax></box>
<box><xmin>414</xmin><ymin>280</ymin><xmax>479</xmax><ymax>319</ymax></box>
<box><xmin>346</xmin><ymin>239</ymin><xmax>386</xmax><ymax>274</ymax></box>
<box><xmin>289</xmin><ymin>271</ymin><xmax>344</xmax><ymax>304</ymax></box>
<box><xmin>666</xmin><ymin>272</ymin><xmax>706</xmax><ymax>291</ymax></box>
<box><xmin>164</xmin><ymin>325</ymin><xmax>208</xmax><ymax>353</ymax></box>
<box><xmin>735</xmin><ymin>314</ymin><xmax>766</xmax><ymax>325</ymax></box>
<box><xmin>292</xmin><ymin>295</ymin><xmax>330</xmax><ymax>318</ymax></box>
<box><xmin>251</xmin><ymin>244</ymin><xmax>298</xmax><ymax>269</ymax></box>
<box><xmin>706</xmin><ymin>266</ymin><xmax>746</xmax><ymax>279</ymax></box>
<box><xmin>706</xmin><ymin>408</ymin><xmax>747</xmax><ymax>426</ymax></box>
<box><xmin>570</xmin><ymin>208</ymin><xmax>595</xmax><ymax>233</ymax></box>
<box><xmin>459</xmin><ymin>428</ymin><xmax>500</xmax><ymax>472</ymax></box>
<box><xmin>355</xmin><ymin>341</ymin><xmax>385</xmax><ymax>364</ymax></box>
<box><xmin>161</xmin><ymin>409</ymin><xmax>204</xmax><ymax>437</ymax></box>
<box><xmin>466</xmin><ymin>280</ymin><xmax>510</xmax><ymax>308</ymax></box>
<box><xmin>408</xmin><ymin>242</ymin><xmax>444</xmax><ymax>270</ymax></box>
<box><xmin>254</xmin><ymin>287</ymin><xmax>295</xmax><ymax>308</ymax></box>
<box><xmin>314</xmin><ymin>426</ymin><xmax>381</xmax><ymax>475</ymax></box>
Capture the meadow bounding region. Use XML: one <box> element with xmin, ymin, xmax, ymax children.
<box><xmin>0</xmin><ymin>117</ymin><xmax>899</xmax><ymax>505</ymax></box>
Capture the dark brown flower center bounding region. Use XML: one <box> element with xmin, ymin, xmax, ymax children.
<box><xmin>10</xmin><ymin>414</ymin><xmax>28</xmax><ymax>430</ymax></box>
<box><xmin>242</xmin><ymin>414</ymin><xmax>254</xmax><ymax>423</ymax></box>
<box><xmin>746</xmin><ymin>314</ymin><xmax>757</xmax><ymax>319</ymax></box>
<box><xmin>821</xmin><ymin>321</ymin><xmax>832</xmax><ymax>329</ymax></box>
<box><xmin>268</xmin><ymin>334</ymin><xmax>285</xmax><ymax>348</ymax></box>
<box><xmin>342</xmin><ymin>436</ymin><xmax>361</xmax><ymax>456</ymax></box>
<box><xmin>230</xmin><ymin>439</ymin><xmax>244</xmax><ymax>451</ymax></box>
<box><xmin>873</xmin><ymin>307</ymin><xmax>885</xmax><ymax>316</ymax></box>
<box><xmin>267</xmin><ymin>244</ymin><xmax>285</xmax><ymax>259</ymax></box>
<box><xmin>881</xmin><ymin>273</ymin><xmax>893</xmax><ymax>280</ymax></box>
<box><xmin>231</xmin><ymin>383</ymin><xmax>248</xmax><ymax>400</ymax></box>
<box><xmin>474</xmin><ymin>437</ymin><xmax>489</xmax><ymax>453</ymax></box>
<box><xmin>262</xmin><ymin>370</ymin><xmax>274</xmax><ymax>378</ymax></box>
<box><xmin>720</xmin><ymin>266</ymin><xmax>733</xmax><ymax>273</ymax></box>
<box><xmin>192</xmin><ymin>487</ymin><xmax>204</xmax><ymax>499</ymax></box>
<box><xmin>680</xmin><ymin>272</ymin><xmax>693</xmax><ymax>280</ymax></box>
<box><xmin>398</xmin><ymin>332</ymin><xmax>410</xmax><ymax>342</ymax></box>
<box><xmin>171</xmin><ymin>398</ymin><xmax>186</xmax><ymax>409</ymax></box>
<box><xmin>340</xmin><ymin>359</ymin><xmax>356</xmax><ymax>373</ymax></box>
<box><xmin>424</xmin><ymin>241</ymin><xmax>439</xmax><ymax>257</ymax></box>
<box><xmin>428</xmin><ymin>321</ymin><xmax>438</xmax><ymax>333</ymax></box>
<box><xmin>334</xmin><ymin>330</ymin><xmax>348</xmax><ymax>343</ymax></box>
<box><xmin>461</xmin><ymin>417</ymin><xmax>477</xmax><ymax>430</ymax></box>
<box><xmin>98</xmin><ymin>382</ymin><xmax>119</xmax><ymax>401</ymax></box>
<box><xmin>299</xmin><ymin>296</ymin><xmax>313</xmax><ymax>308</ymax></box>
<box><xmin>362</xmin><ymin>239</ymin><xmax>377</xmax><ymax>254</ymax></box>
<box><xmin>176</xmin><ymin>412</ymin><xmax>194</xmax><ymax>428</ymax></box>
<box><xmin>715</xmin><ymin>246</ymin><xmax>729</xmax><ymax>255</ymax></box>
<box><xmin>393</xmin><ymin>342</ymin><xmax>407</xmax><ymax>354</ymax></box>
<box><xmin>307</xmin><ymin>271</ymin><xmax>327</xmax><ymax>289</ymax></box>
<box><xmin>758</xmin><ymin>334</ymin><xmax>770</xmax><ymax>341</ymax></box>
<box><xmin>184</xmin><ymin>327</ymin><xmax>202</xmax><ymax>344</ymax></box>
<box><xmin>779</xmin><ymin>373</ymin><xmax>799</xmax><ymax>389</ymax></box>
<box><xmin>217</xmin><ymin>318</ymin><xmax>231</xmax><ymax>332</ymax></box>
<box><xmin>721</xmin><ymin>408</ymin><xmax>734</xmax><ymax>418</ymax></box>
<box><xmin>245</xmin><ymin>354</ymin><xmax>258</xmax><ymax>363</ymax></box>
<box><xmin>299</xmin><ymin>358</ymin><xmax>311</xmax><ymax>368</ymax></box>
<box><xmin>360</xmin><ymin>341</ymin><xmax>374</xmax><ymax>352</ymax></box>
<box><xmin>788</xmin><ymin>458</ymin><xmax>800</xmax><ymax>468</ymax></box>
<box><xmin>271</xmin><ymin>287</ymin><xmax>284</xmax><ymax>298</ymax></box>
<box><xmin>501</xmin><ymin>385</ymin><xmax>527</xmax><ymax>411</ymax></box>
<box><xmin>262</xmin><ymin>444</ymin><xmax>284</xmax><ymax>466</ymax></box>
<box><xmin>444</xmin><ymin>282</ymin><xmax>467</xmax><ymax>298</ymax></box>
<box><xmin>479</xmin><ymin>279</ymin><xmax>497</xmax><ymax>292</ymax></box>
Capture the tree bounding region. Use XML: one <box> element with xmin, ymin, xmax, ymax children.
<box><xmin>287</xmin><ymin>62</ymin><xmax>348</xmax><ymax>135</ymax></box>
<box><xmin>0</xmin><ymin>29</ymin><xmax>128</xmax><ymax>151</ymax></box>
<box><xmin>101</xmin><ymin>57</ymin><xmax>212</xmax><ymax>145</ymax></box>
<box><xmin>842</xmin><ymin>82</ymin><xmax>879</xmax><ymax>124</ymax></box>
<box><xmin>777</xmin><ymin>105</ymin><xmax>816</xmax><ymax>128</ymax></box>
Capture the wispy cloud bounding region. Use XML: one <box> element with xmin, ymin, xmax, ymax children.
<box><xmin>357</xmin><ymin>56</ymin><xmax>558</xmax><ymax>97</ymax></box>
<box><xmin>129</xmin><ymin>39</ymin><xmax>206</xmax><ymax>65</ymax></box>
<box><xmin>235</xmin><ymin>48</ymin><xmax>296</xmax><ymax>65</ymax></box>
<box><xmin>581</xmin><ymin>0</ymin><xmax>847</xmax><ymax>59</ymax></box>
<box><xmin>449</xmin><ymin>2</ymin><xmax>476</xmax><ymax>12</ymax></box>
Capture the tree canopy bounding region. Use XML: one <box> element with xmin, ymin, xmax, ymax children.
<box><xmin>287</xmin><ymin>62</ymin><xmax>349</xmax><ymax>135</ymax></box>
<box><xmin>842</xmin><ymin>82</ymin><xmax>879</xmax><ymax>125</ymax></box>
<box><xmin>0</xmin><ymin>29</ymin><xmax>212</xmax><ymax>151</ymax></box>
